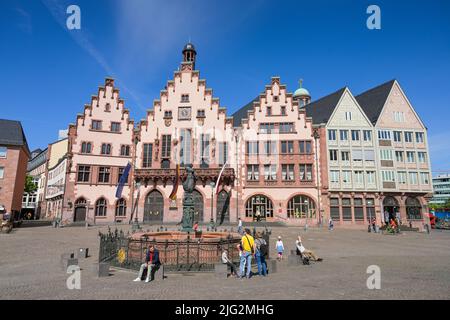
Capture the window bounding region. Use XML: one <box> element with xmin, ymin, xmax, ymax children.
<box><xmin>354</xmin><ymin>198</ymin><xmax>364</xmax><ymax>221</ymax></box>
<box><xmin>279</xmin><ymin>123</ymin><xmax>294</xmax><ymax>133</ymax></box>
<box><xmin>118</xmin><ymin>167</ymin><xmax>126</xmax><ymax>183</ymax></box>
<box><xmin>247</xmin><ymin>165</ymin><xmax>259</xmax><ymax>181</ymax></box>
<box><xmin>95</xmin><ymin>198</ymin><xmax>107</xmax><ymax>217</ymax></box>
<box><xmin>264</xmin><ymin>164</ymin><xmax>277</xmax><ymax>181</ymax></box>
<box><xmin>120</xmin><ymin>145</ymin><xmax>130</xmax><ymax>156</ymax></box>
<box><xmin>352</xmin><ymin>150</ymin><xmax>363</xmax><ymax>162</ymax></box>
<box><xmin>282</xmin><ymin>164</ymin><xmax>295</xmax><ymax>181</ymax></box>
<box><xmin>328</xmin><ymin>129</ymin><xmax>337</xmax><ymax>141</ymax></box>
<box><xmin>406</xmin><ymin>197</ymin><xmax>422</xmax><ymax>220</ymax></box>
<box><xmin>101</xmin><ymin>143</ymin><xmax>111</xmax><ymax>155</ymax></box>
<box><xmin>77</xmin><ymin>165</ymin><xmax>90</xmax><ymax>182</ymax></box>
<box><xmin>393</xmin><ymin>111</ymin><xmax>405</xmax><ymax>122</ymax></box>
<box><xmin>380</xmin><ymin>149</ymin><xmax>393</xmax><ymax>160</ymax></box>
<box><xmin>111</xmin><ymin>122</ymin><xmax>121</xmax><ymax>132</ymax></box>
<box><xmin>366</xmin><ymin>171</ymin><xmax>376</xmax><ymax>184</ymax></box>
<box><xmin>395</xmin><ymin>151</ymin><xmax>404</xmax><ymax>162</ymax></box>
<box><xmin>91</xmin><ymin>120</ymin><xmax>102</xmax><ymax>130</ymax></box>
<box><xmin>341</xmin><ymin>151</ymin><xmax>350</xmax><ymax>161</ymax></box>
<box><xmin>329</xmin><ymin>150</ymin><xmax>338</xmax><ymax>161</ymax></box>
<box><xmin>200</xmin><ymin>134</ymin><xmax>210</xmax><ymax>166</ymax></box>
<box><xmin>330</xmin><ymin>170</ymin><xmax>340</xmax><ymax>183</ymax></box>
<box><xmin>98</xmin><ymin>167</ymin><xmax>111</xmax><ymax>183</ymax></box>
<box><xmin>345</xmin><ymin>112</ymin><xmax>352</xmax><ymax>120</ymax></box>
<box><xmin>340</xmin><ymin>130</ymin><xmax>348</xmax><ymax>141</ymax></box>
<box><xmin>81</xmin><ymin>142</ymin><xmax>92</xmax><ymax>154</ymax></box>
<box><xmin>418</xmin><ymin>152</ymin><xmax>427</xmax><ymax>163</ymax></box>
<box><xmin>364</xmin><ymin>150</ymin><xmax>375</xmax><ymax>161</ymax></box>
<box><xmin>330</xmin><ymin>198</ymin><xmax>340</xmax><ymax>220</ymax></box>
<box><xmin>382</xmin><ymin>170</ymin><xmax>395</xmax><ymax>182</ymax></box>
<box><xmin>142</xmin><ymin>143</ymin><xmax>153</xmax><ymax>168</ymax></box>
<box><xmin>415</xmin><ymin>132</ymin><xmax>424</xmax><ymax>143</ymax></box>
<box><xmin>179</xmin><ymin>129</ymin><xmax>191</xmax><ymax>166</ymax></box>
<box><xmin>287</xmin><ymin>195</ymin><xmax>315</xmax><ymax>219</ymax></box>
<box><xmin>393</xmin><ymin>131</ymin><xmax>402</xmax><ymax>142</ymax></box>
<box><xmin>351</xmin><ymin>130</ymin><xmax>360</xmax><ymax>141</ymax></box>
<box><xmin>420</xmin><ymin>172</ymin><xmax>430</xmax><ymax>184</ymax></box>
<box><xmin>354</xmin><ymin>171</ymin><xmax>364</xmax><ymax>184</ymax></box>
<box><xmin>404</xmin><ymin>131</ymin><xmax>413</xmax><ymax>143</ymax></box>
<box><xmin>246</xmin><ymin>141</ymin><xmax>259</xmax><ymax>155</ymax></box>
<box><xmin>162</xmin><ymin>135</ymin><xmax>171</xmax><ymax>158</ymax></box>
<box><xmin>342</xmin><ymin>198</ymin><xmax>352</xmax><ymax>220</ymax></box>
<box><xmin>197</xmin><ymin>109</ymin><xmax>206</xmax><ymax>118</ymax></box>
<box><xmin>397</xmin><ymin>171</ymin><xmax>407</xmax><ymax>184</ymax></box>
<box><xmin>299</xmin><ymin>140</ymin><xmax>312</xmax><ymax>154</ymax></box>
<box><xmin>0</xmin><ymin>146</ymin><xmax>7</xmax><ymax>158</ymax></box>
<box><xmin>366</xmin><ymin>198</ymin><xmax>375</xmax><ymax>221</ymax></box>
<box><xmin>219</xmin><ymin>142</ymin><xmax>228</xmax><ymax>165</ymax></box>
<box><xmin>0</xmin><ymin>166</ymin><xmax>4</xmax><ymax>179</ymax></box>
<box><xmin>260</xmin><ymin>123</ymin><xmax>275</xmax><ymax>133</ymax></box>
<box><xmin>409</xmin><ymin>172</ymin><xmax>418</xmax><ymax>185</ymax></box>
<box><xmin>181</xmin><ymin>94</ymin><xmax>189</xmax><ymax>103</ymax></box>
<box><xmin>342</xmin><ymin>171</ymin><xmax>352</xmax><ymax>184</ymax></box>
<box><xmin>378</xmin><ymin>130</ymin><xmax>391</xmax><ymax>140</ymax></box>
<box><xmin>363</xmin><ymin>130</ymin><xmax>372</xmax><ymax>142</ymax></box>
<box><xmin>280</xmin><ymin>106</ymin><xmax>286</xmax><ymax>115</ymax></box>
<box><xmin>299</xmin><ymin>164</ymin><xmax>313</xmax><ymax>181</ymax></box>
<box><xmin>406</xmin><ymin>151</ymin><xmax>415</xmax><ymax>163</ymax></box>
<box><xmin>266</xmin><ymin>106</ymin><xmax>272</xmax><ymax>116</ymax></box>
<box><xmin>105</xmin><ymin>103</ymin><xmax>111</xmax><ymax>112</ymax></box>
<box><xmin>164</xmin><ymin>110</ymin><xmax>173</xmax><ymax>118</ymax></box>
<box><xmin>263</xmin><ymin>141</ymin><xmax>277</xmax><ymax>155</ymax></box>
<box><xmin>115</xmin><ymin>199</ymin><xmax>127</xmax><ymax>216</ymax></box>
<box><xmin>281</xmin><ymin>141</ymin><xmax>294</xmax><ymax>154</ymax></box>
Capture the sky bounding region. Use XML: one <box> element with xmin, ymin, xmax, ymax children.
<box><xmin>1</xmin><ymin>0</ymin><xmax>449</xmax><ymax>174</ymax></box>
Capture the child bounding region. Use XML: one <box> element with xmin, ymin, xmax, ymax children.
<box><xmin>276</xmin><ymin>236</ymin><xmax>284</xmax><ymax>261</ymax></box>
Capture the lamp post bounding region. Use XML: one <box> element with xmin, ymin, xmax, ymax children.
<box><xmin>85</xmin><ymin>200</ymin><xmax>90</xmax><ymax>229</ymax></box>
<box><xmin>313</xmin><ymin>128</ymin><xmax>322</xmax><ymax>228</ymax></box>
<box><xmin>304</xmin><ymin>199</ymin><xmax>309</xmax><ymax>231</ymax></box>
<box><xmin>210</xmin><ymin>181</ymin><xmax>215</xmax><ymax>228</ymax></box>
<box><xmin>132</xmin><ymin>181</ymin><xmax>141</xmax><ymax>232</ymax></box>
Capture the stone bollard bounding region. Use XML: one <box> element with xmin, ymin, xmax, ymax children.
<box><xmin>214</xmin><ymin>263</ymin><xmax>228</xmax><ymax>278</ymax></box>
<box><xmin>77</xmin><ymin>248</ymin><xmax>89</xmax><ymax>259</ymax></box>
<box><xmin>267</xmin><ymin>259</ymin><xmax>277</xmax><ymax>274</ymax></box>
<box><xmin>61</xmin><ymin>253</ymin><xmax>78</xmax><ymax>271</ymax></box>
<box><xmin>93</xmin><ymin>262</ymin><xmax>110</xmax><ymax>277</ymax></box>
<box><xmin>288</xmin><ymin>254</ymin><xmax>301</xmax><ymax>266</ymax></box>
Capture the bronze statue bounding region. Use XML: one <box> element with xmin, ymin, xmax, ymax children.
<box><xmin>181</xmin><ymin>165</ymin><xmax>196</xmax><ymax>232</ymax></box>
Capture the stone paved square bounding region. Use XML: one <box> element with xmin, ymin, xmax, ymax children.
<box><xmin>1</xmin><ymin>225</ymin><xmax>449</xmax><ymax>300</ymax></box>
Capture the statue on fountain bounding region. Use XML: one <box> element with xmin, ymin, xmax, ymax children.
<box><xmin>181</xmin><ymin>165</ymin><xmax>196</xmax><ymax>232</ymax></box>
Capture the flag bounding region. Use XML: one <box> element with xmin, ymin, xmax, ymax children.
<box><xmin>214</xmin><ymin>162</ymin><xmax>228</xmax><ymax>194</ymax></box>
<box><xmin>169</xmin><ymin>164</ymin><xmax>180</xmax><ymax>200</ymax></box>
<box><xmin>115</xmin><ymin>162</ymin><xmax>131</xmax><ymax>198</ymax></box>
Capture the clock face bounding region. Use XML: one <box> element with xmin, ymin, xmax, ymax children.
<box><xmin>178</xmin><ymin>107</ymin><xmax>191</xmax><ymax>120</ymax></box>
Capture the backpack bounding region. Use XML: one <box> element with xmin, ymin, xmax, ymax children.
<box><xmin>302</xmin><ymin>256</ymin><xmax>310</xmax><ymax>265</ymax></box>
<box><xmin>259</xmin><ymin>240</ymin><xmax>268</xmax><ymax>257</ymax></box>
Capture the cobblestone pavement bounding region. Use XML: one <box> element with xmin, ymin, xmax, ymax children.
<box><xmin>0</xmin><ymin>225</ymin><xmax>449</xmax><ymax>300</ymax></box>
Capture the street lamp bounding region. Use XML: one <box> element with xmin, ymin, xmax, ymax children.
<box><xmin>210</xmin><ymin>181</ymin><xmax>215</xmax><ymax>228</ymax></box>
<box><xmin>304</xmin><ymin>199</ymin><xmax>309</xmax><ymax>231</ymax></box>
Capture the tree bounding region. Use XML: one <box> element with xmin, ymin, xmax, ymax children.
<box><xmin>24</xmin><ymin>175</ymin><xmax>37</xmax><ymax>194</ymax></box>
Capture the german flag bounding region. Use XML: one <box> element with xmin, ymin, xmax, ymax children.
<box><xmin>169</xmin><ymin>164</ymin><xmax>180</xmax><ymax>200</ymax></box>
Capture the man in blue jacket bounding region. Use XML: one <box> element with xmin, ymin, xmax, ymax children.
<box><xmin>133</xmin><ymin>245</ymin><xmax>161</xmax><ymax>283</ymax></box>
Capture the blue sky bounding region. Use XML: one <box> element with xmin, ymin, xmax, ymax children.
<box><xmin>1</xmin><ymin>0</ymin><xmax>449</xmax><ymax>173</ymax></box>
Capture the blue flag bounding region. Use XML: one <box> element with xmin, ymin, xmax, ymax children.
<box><xmin>115</xmin><ymin>162</ymin><xmax>132</xmax><ymax>198</ymax></box>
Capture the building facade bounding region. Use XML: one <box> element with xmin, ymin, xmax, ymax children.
<box><xmin>52</xmin><ymin>44</ymin><xmax>432</xmax><ymax>228</ymax></box>
<box><xmin>430</xmin><ymin>174</ymin><xmax>450</xmax><ymax>205</ymax></box>
<box><xmin>0</xmin><ymin>119</ymin><xmax>30</xmax><ymax>218</ymax></box>
<box><xmin>22</xmin><ymin>148</ymin><xmax>48</xmax><ymax>219</ymax></box>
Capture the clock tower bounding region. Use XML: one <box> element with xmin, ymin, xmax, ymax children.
<box><xmin>182</xmin><ymin>42</ymin><xmax>197</xmax><ymax>69</ymax></box>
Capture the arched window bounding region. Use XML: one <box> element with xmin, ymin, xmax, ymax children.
<box><xmin>245</xmin><ymin>195</ymin><xmax>273</xmax><ymax>219</ymax></box>
<box><xmin>95</xmin><ymin>198</ymin><xmax>107</xmax><ymax>217</ymax></box>
<box><xmin>287</xmin><ymin>195</ymin><xmax>316</xmax><ymax>219</ymax></box>
<box><xmin>115</xmin><ymin>198</ymin><xmax>127</xmax><ymax>216</ymax></box>
<box><xmin>406</xmin><ymin>197</ymin><xmax>422</xmax><ymax>220</ymax></box>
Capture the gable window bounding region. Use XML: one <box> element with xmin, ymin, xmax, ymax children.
<box><xmin>142</xmin><ymin>143</ymin><xmax>153</xmax><ymax>168</ymax></box>
<box><xmin>81</xmin><ymin>142</ymin><xmax>92</xmax><ymax>154</ymax></box>
<box><xmin>266</xmin><ymin>106</ymin><xmax>272</xmax><ymax>116</ymax></box>
<box><xmin>345</xmin><ymin>112</ymin><xmax>352</xmax><ymax>120</ymax></box>
<box><xmin>0</xmin><ymin>147</ymin><xmax>7</xmax><ymax>158</ymax></box>
<box><xmin>111</xmin><ymin>122</ymin><xmax>121</xmax><ymax>132</ymax></box>
<box><xmin>77</xmin><ymin>165</ymin><xmax>90</xmax><ymax>182</ymax></box>
<box><xmin>164</xmin><ymin>110</ymin><xmax>173</xmax><ymax>118</ymax></box>
<box><xmin>98</xmin><ymin>167</ymin><xmax>111</xmax><ymax>183</ymax></box>
<box><xmin>181</xmin><ymin>94</ymin><xmax>189</xmax><ymax>103</ymax></box>
<box><xmin>393</xmin><ymin>131</ymin><xmax>402</xmax><ymax>142</ymax></box>
<box><xmin>378</xmin><ymin>130</ymin><xmax>391</xmax><ymax>140</ymax></box>
<box><xmin>340</xmin><ymin>130</ymin><xmax>348</xmax><ymax>141</ymax></box>
<box><xmin>197</xmin><ymin>109</ymin><xmax>206</xmax><ymax>118</ymax></box>
<box><xmin>280</xmin><ymin>106</ymin><xmax>286</xmax><ymax>115</ymax></box>
<box><xmin>415</xmin><ymin>132</ymin><xmax>424</xmax><ymax>143</ymax></box>
<box><xmin>351</xmin><ymin>130</ymin><xmax>360</xmax><ymax>141</ymax></box>
<box><xmin>91</xmin><ymin>120</ymin><xmax>102</xmax><ymax>131</ymax></box>
<box><xmin>105</xmin><ymin>103</ymin><xmax>111</xmax><ymax>112</ymax></box>
<box><xmin>363</xmin><ymin>130</ymin><xmax>372</xmax><ymax>142</ymax></box>
<box><xmin>279</xmin><ymin>123</ymin><xmax>294</xmax><ymax>133</ymax></box>
<box><xmin>101</xmin><ymin>143</ymin><xmax>111</xmax><ymax>155</ymax></box>
<box><xmin>161</xmin><ymin>135</ymin><xmax>171</xmax><ymax>158</ymax></box>
<box><xmin>393</xmin><ymin>111</ymin><xmax>405</xmax><ymax>122</ymax></box>
<box><xmin>260</xmin><ymin>123</ymin><xmax>275</xmax><ymax>134</ymax></box>
<box><xmin>120</xmin><ymin>145</ymin><xmax>130</xmax><ymax>156</ymax></box>
<box><xmin>328</xmin><ymin>129</ymin><xmax>337</xmax><ymax>141</ymax></box>
<box><xmin>404</xmin><ymin>131</ymin><xmax>413</xmax><ymax>143</ymax></box>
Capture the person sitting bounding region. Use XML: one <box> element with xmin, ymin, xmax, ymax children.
<box><xmin>133</xmin><ymin>244</ymin><xmax>161</xmax><ymax>283</ymax></box>
<box><xmin>193</xmin><ymin>221</ymin><xmax>199</xmax><ymax>232</ymax></box>
<box><xmin>222</xmin><ymin>249</ymin><xmax>238</xmax><ymax>277</ymax></box>
<box><xmin>296</xmin><ymin>236</ymin><xmax>323</xmax><ymax>262</ymax></box>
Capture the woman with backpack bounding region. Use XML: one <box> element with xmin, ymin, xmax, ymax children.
<box><xmin>254</xmin><ymin>232</ymin><xmax>268</xmax><ymax>276</ymax></box>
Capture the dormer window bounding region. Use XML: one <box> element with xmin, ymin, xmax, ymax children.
<box><xmin>266</xmin><ymin>106</ymin><xmax>272</xmax><ymax>116</ymax></box>
<box><xmin>164</xmin><ymin>110</ymin><xmax>173</xmax><ymax>118</ymax></box>
<box><xmin>181</xmin><ymin>94</ymin><xmax>189</xmax><ymax>103</ymax></box>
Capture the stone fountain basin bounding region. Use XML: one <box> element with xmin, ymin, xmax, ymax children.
<box><xmin>131</xmin><ymin>231</ymin><xmax>241</xmax><ymax>242</ymax></box>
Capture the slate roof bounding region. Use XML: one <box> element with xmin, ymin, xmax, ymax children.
<box><xmin>355</xmin><ymin>79</ymin><xmax>396</xmax><ymax>124</ymax></box>
<box><xmin>0</xmin><ymin>119</ymin><xmax>30</xmax><ymax>153</ymax></box>
<box><xmin>232</xmin><ymin>96</ymin><xmax>259</xmax><ymax>127</ymax></box>
<box><xmin>302</xmin><ymin>87</ymin><xmax>347</xmax><ymax>125</ymax></box>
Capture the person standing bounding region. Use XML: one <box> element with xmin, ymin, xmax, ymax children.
<box><xmin>237</xmin><ymin>217</ymin><xmax>243</xmax><ymax>235</ymax></box>
<box><xmin>384</xmin><ymin>210</ymin><xmax>389</xmax><ymax>226</ymax></box>
<box><xmin>328</xmin><ymin>217</ymin><xmax>334</xmax><ymax>231</ymax></box>
<box><xmin>133</xmin><ymin>245</ymin><xmax>161</xmax><ymax>283</ymax></box>
<box><xmin>254</xmin><ymin>232</ymin><xmax>268</xmax><ymax>276</ymax></box>
<box><xmin>193</xmin><ymin>221</ymin><xmax>199</xmax><ymax>232</ymax></box>
<box><xmin>239</xmin><ymin>228</ymin><xmax>255</xmax><ymax>279</ymax></box>
<box><xmin>276</xmin><ymin>236</ymin><xmax>284</xmax><ymax>261</ymax></box>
